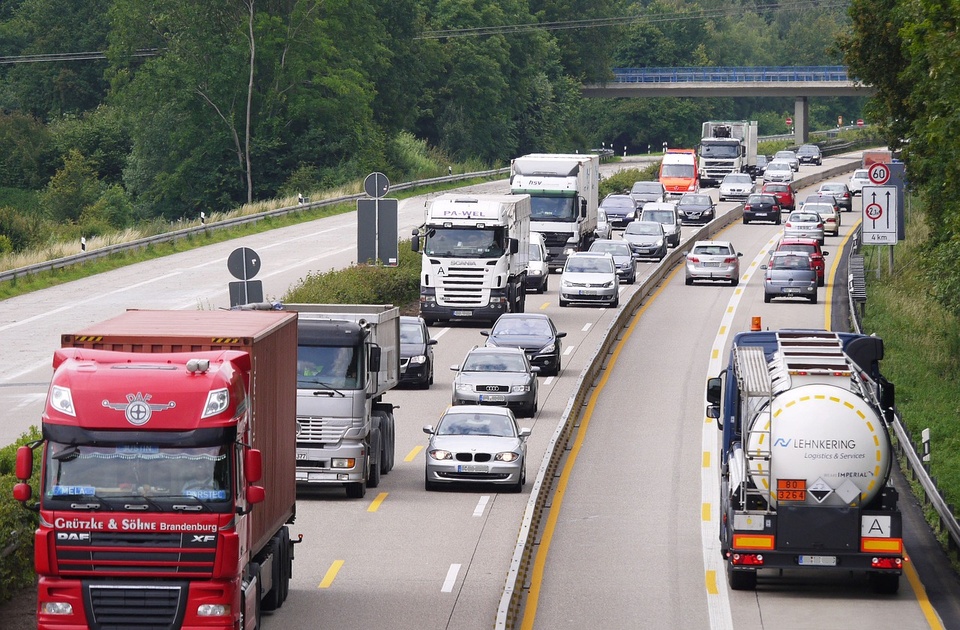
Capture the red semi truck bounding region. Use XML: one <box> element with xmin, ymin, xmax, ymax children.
<box><xmin>13</xmin><ymin>309</ymin><xmax>300</xmax><ymax>630</ymax></box>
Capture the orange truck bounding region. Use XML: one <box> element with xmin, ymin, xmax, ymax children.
<box><xmin>659</xmin><ymin>149</ymin><xmax>699</xmax><ymax>199</ymax></box>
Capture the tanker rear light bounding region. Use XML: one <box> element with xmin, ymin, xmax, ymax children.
<box><xmin>870</xmin><ymin>557</ymin><xmax>903</xmax><ymax>570</ymax></box>
<box><xmin>862</xmin><ymin>537</ymin><xmax>903</xmax><ymax>554</ymax></box>
<box><xmin>730</xmin><ymin>553</ymin><xmax>764</xmax><ymax>567</ymax></box>
<box><xmin>787</xmin><ymin>370</ymin><xmax>851</xmax><ymax>377</ymax></box>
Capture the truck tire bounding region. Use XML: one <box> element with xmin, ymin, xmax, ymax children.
<box><xmin>367</xmin><ymin>432</ymin><xmax>382</xmax><ymax>489</ymax></box>
<box><xmin>242</xmin><ymin>562</ymin><xmax>263</xmax><ymax>630</ymax></box>
<box><xmin>346</xmin><ymin>475</ymin><xmax>367</xmax><ymax>498</ymax></box>
<box><xmin>278</xmin><ymin>526</ymin><xmax>292</xmax><ymax>605</ymax></box>
<box><xmin>373</xmin><ymin>409</ymin><xmax>395</xmax><ymax>474</ymax></box>
<box><xmin>726</xmin><ymin>564</ymin><xmax>757</xmax><ymax>591</ymax></box>
<box><xmin>260</xmin><ymin>539</ymin><xmax>282</xmax><ymax>612</ymax></box>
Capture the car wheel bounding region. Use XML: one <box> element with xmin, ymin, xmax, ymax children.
<box><xmin>775</xmin><ymin>214</ymin><xmax>782</xmax><ymax>225</ymax></box>
<box><xmin>510</xmin><ymin>462</ymin><xmax>525</xmax><ymax>493</ymax></box>
<box><xmin>425</xmin><ymin>475</ymin><xmax>439</xmax><ymax>492</ymax></box>
<box><xmin>743</xmin><ymin>217</ymin><xmax>750</xmax><ymax>225</ymax></box>
<box><xmin>610</xmin><ymin>295</ymin><xmax>619</xmax><ymax>308</ymax></box>
<box><xmin>685</xmin><ymin>276</ymin><xmax>693</xmax><ymax>286</ymax></box>
<box><xmin>540</xmin><ymin>276</ymin><xmax>549</xmax><ymax>293</ymax></box>
<box><xmin>559</xmin><ymin>298</ymin><xmax>567</xmax><ymax>307</ymax></box>
<box><xmin>818</xmin><ymin>276</ymin><xmax>825</xmax><ymax>287</ymax></box>
<box><xmin>764</xmin><ymin>293</ymin><xmax>772</xmax><ymax>304</ymax></box>
<box><xmin>810</xmin><ymin>293</ymin><xmax>818</xmax><ymax>304</ymax></box>
<box><xmin>731</xmin><ymin>277</ymin><xmax>739</xmax><ymax>287</ymax></box>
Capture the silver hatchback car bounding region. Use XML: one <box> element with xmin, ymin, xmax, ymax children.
<box><xmin>423</xmin><ymin>406</ymin><xmax>531</xmax><ymax>492</ymax></box>
<box><xmin>762</xmin><ymin>251</ymin><xmax>818</xmax><ymax>303</ymax></box>
<box><xmin>559</xmin><ymin>252</ymin><xmax>620</xmax><ymax>308</ymax></box>
<box><xmin>783</xmin><ymin>210</ymin><xmax>825</xmax><ymax>245</ymax></box>
<box><xmin>685</xmin><ymin>240</ymin><xmax>742</xmax><ymax>286</ymax></box>
<box><xmin>450</xmin><ymin>346</ymin><xmax>539</xmax><ymax>417</ymax></box>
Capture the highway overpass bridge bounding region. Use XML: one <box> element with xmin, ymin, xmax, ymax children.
<box><xmin>583</xmin><ymin>66</ymin><xmax>875</xmax><ymax>144</ymax></box>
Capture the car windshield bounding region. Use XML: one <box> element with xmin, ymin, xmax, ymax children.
<box><xmin>644</xmin><ymin>210</ymin><xmax>675</xmax><ymax>223</ymax></box>
<box><xmin>591</xmin><ymin>242</ymin><xmax>632</xmax><ymax>256</ymax></box>
<box><xmin>767</xmin><ymin>163</ymin><xmax>790</xmax><ymax>170</ymax></box>
<box><xmin>763</xmin><ymin>184</ymin><xmax>788</xmax><ymax>192</ymax></box>
<box><xmin>790</xmin><ymin>213</ymin><xmax>820</xmax><ymax>223</ymax></box>
<box><xmin>528</xmin><ymin>243</ymin><xmax>543</xmax><ymax>261</ymax></box>
<box><xmin>693</xmin><ymin>244</ymin><xmax>733</xmax><ymax>256</ymax></box>
<box><xmin>747</xmin><ymin>195</ymin><xmax>773</xmax><ymax>204</ymax></box>
<box><xmin>625</xmin><ymin>222</ymin><xmax>661</xmax><ymax>236</ymax></box>
<box><xmin>631</xmin><ymin>182</ymin><xmax>662</xmax><ymax>194</ymax></box>
<box><xmin>723</xmin><ymin>175</ymin><xmax>751</xmax><ymax>184</ymax></box>
<box><xmin>493</xmin><ymin>317</ymin><xmax>551</xmax><ymax>336</ymax></box>
<box><xmin>771</xmin><ymin>255</ymin><xmax>810</xmax><ymax>269</ymax></box>
<box><xmin>462</xmin><ymin>352</ymin><xmax>527</xmax><ymax>372</ymax></box>
<box><xmin>820</xmin><ymin>185</ymin><xmax>844</xmax><ymax>192</ymax></box>
<box><xmin>780</xmin><ymin>244</ymin><xmax>816</xmax><ymax>255</ymax></box>
<box><xmin>776</xmin><ymin>152</ymin><xmax>795</xmax><ymax>159</ymax></box>
<box><xmin>400</xmin><ymin>322</ymin><xmax>425</xmax><ymax>343</ymax></box>
<box><xmin>602</xmin><ymin>197</ymin><xmax>635</xmax><ymax>209</ymax></box>
<box><xmin>437</xmin><ymin>413</ymin><xmax>516</xmax><ymax>437</ymax></box>
<box><xmin>565</xmin><ymin>257</ymin><xmax>614</xmax><ymax>273</ymax></box>
<box><xmin>680</xmin><ymin>195</ymin><xmax>710</xmax><ymax>206</ymax></box>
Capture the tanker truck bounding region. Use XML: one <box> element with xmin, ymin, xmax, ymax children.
<box><xmin>12</xmin><ymin>309</ymin><xmax>300</xmax><ymax>630</ymax></box>
<box><xmin>706</xmin><ymin>328</ymin><xmax>901</xmax><ymax>593</ymax></box>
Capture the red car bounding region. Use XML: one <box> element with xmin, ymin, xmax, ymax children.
<box><xmin>775</xmin><ymin>238</ymin><xmax>829</xmax><ymax>286</ymax></box>
<box><xmin>762</xmin><ymin>182</ymin><xmax>795</xmax><ymax>211</ymax></box>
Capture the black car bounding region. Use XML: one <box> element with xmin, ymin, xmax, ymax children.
<box><xmin>796</xmin><ymin>144</ymin><xmax>822</xmax><ymax>166</ymax></box>
<box><xmin>753</xmin><ymin>154</ymin><xmax>770</xmax><ymax>179</ymax></box>
<box><xmin>599</xmin><ymin>194</ymin><xmax>638</xmax><ymax>229</ymax></box>
<box><xmin>399</xmin><ymin>316</ymin><xmax>437</xmax><ymax>388</ymax></box>
<box><xmin>743</xmin><ymin>193</ymin><xmax>781</xmax><ymax>225</ymax></box>
<box><xmin>481</xmin><ymin>313</ymin><xmax>566</xmax><ymax>377</ymax></box>
<box><xmin>676</xmin><ymin>193</ymin><xmax>716</xmax><ymax>224</ymax></box>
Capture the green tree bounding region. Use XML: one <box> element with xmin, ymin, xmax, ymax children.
<box><xmin>0</xmin><ymin>111</ymin><xmax>55</xmax><ymax>188</ymax></box>
<box><xmin>41</xmin><ymin>149</ymin><xmax>101</xmax><ymax>224</ymax></box>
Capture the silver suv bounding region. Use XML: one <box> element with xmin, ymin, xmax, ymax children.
<box><xmin>639</xmin><ymin>202</ymin><xmax>682</xmax><ymax>248</ymax></box>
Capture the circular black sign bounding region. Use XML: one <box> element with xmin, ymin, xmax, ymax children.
<box><xmin>227</xmin><ymin>247</ymin><xmax>261</xmax><ymax>280</ymax></box>
<box><xmin>364</xmin><ymin>172</ymin><xmax>390</xmax><ymax>199</ymax></box>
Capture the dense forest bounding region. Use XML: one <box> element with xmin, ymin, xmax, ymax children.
<box><xmin>0</xmin><ymin>0</ymin><xmax>861</xmax><ymax>253</ymax></box>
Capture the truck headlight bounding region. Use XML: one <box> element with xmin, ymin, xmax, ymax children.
<box><xmin>50</xmin><ymin>386</ymin><xmax>76</xmax><ymax>417</ymax></box>
<box><xmin>331</xmin><ymin>458</ymin><xmax>356</xmax><ymax>469</ymax></box>
<box><xmin>197</xmin><ymin>604</ymin><xmax>230</xmax><ymax>617</ymax></box>
<box><xmin>202</xmin><ymin>388</ymin><xmax>230</xmax><ymax>418</ymax></box>
<box><xmin>40</xmin><ymin>602</ymin><xmax>73</xmax><ymax>615</ymax></box>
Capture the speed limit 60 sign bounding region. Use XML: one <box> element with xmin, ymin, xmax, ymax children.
<box><xmin>868</xmin><ymin>162</ymin><xmax>891</xmax><ymax>185</ymax></box>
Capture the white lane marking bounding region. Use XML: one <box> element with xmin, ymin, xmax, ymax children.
<box><xmin>581</xmin><ymin>323</ymin><xmax>591</xmax><ymax>332</ymax></box>
<box><xmin>441</xmin><ymin>564</ymin><xmax>461</xmax><ymax>592</ymax></box>
<box><xmin>563</xmin><ymin>346</ymin><xmax>574</xmax><ymax>356</ymax></box>
<box><xmin>701</xmin><ymin>236</ymin><xmax>777</xmax><ymax>630</ymax></box>
<box><xmin>542</xmin><ymin>376</ymin><xmax>555</xmax><ymax>386</ymax></box>
<box><xmin>432</xmin><ymin>327</ymin><xmax>452</xmax><ymax>340</ymax></box>
<box><xmin>474</xmin><ymin>496</ymin><xmax>490</xmax><ymax>517</ymax></box>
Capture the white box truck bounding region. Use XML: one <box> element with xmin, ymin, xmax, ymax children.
<box><xmin>510</xmin><ymin>153</ymin><xmax>599</xmax><ymax>271</ymax></box>
<box><xmin>698</xmin><ymin>121</ymin><xmax>758</xmax><ymax>186</ymax></box>
<box><xmin>412</xmin><ymin>193</ymin><xmax>530</xmax><ymax>326</ymax></box>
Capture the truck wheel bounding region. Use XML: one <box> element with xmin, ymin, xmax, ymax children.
<box><xmin>727</xmin><ymin>564</ymin><xmax>757</xmax><ymax>591</ymax></box>
<box><xmin>869</xmin><ymin>572</ymin><xmax>900</xmax><ymax>594</ymax></box>
<box><xmin>242</xmin><ymin>562</ymin><xmax>263</xmax><ymax>630</ymax></box>
<box><xmin>346</xmin><ymin>479</ymin><xmax>366</xmax><ymax>498</ymax></box>
<box><xmin>368</xmin><ymin>436</ymin><xmax>382</xmax><ymax>489</ymax></box>
<box><xmin>278</xmin><ymin>527</ymin><xmax>291</xmax><ymax>605</ymax></box>
<box><xmin>381</xmin><ymin>411</ymin><xmax>396</xmax><ymax>473</ymax></box>
<box><xmin>260</xmin><ymin>539</ymin><xmax>282</xmax><ymax>612</ymax></box>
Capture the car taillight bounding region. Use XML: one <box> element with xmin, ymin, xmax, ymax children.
<box><xmin>688</xmin><ymin>256</ymin><xmax>700</xmax><ymax>263</ymax></box>
<box><xmin>744</xmin><ymin>205</ymin><xmax>751</xmax><ymax>211</ymax></box>
<box><xmin>785</xmin><ymin>222</ymin><xmax>793</xmax><ymax>228</ymax></box>
<box><xmin>723</xmin><ymin>257</ymin><xmax>737</xmax><ymax>263</ymax></box>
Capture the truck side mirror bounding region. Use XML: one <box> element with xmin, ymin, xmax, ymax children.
<box><xmin>509</xmin><ymin>238</ymin><xmax>519</xmax><ymax>255</ymax></box>
<box><xmin>580</xmin><ymin>198</ymin><xmax>587</xmax><ymax>218</ymax></box>
<box><xmin>369</xmin><ymin>346</ymin><xmax>381</xmax><ymax>372</ymax></box>
<box><xmin>706</xmin><ymin>376</ymin><xmax>722</xmax><ymax>405</ymax></box>
<box><xmin>245</xmin><ymin>448</ymin><xmax>263</xmax><ymax>484</ymax></box>
<box><xmin>246</xmin><ymin>485</ymin><xmax>265</xmax><ymax>505</ymax></box>
<box><xmin>411</xmin><ymin>234</ymin><xmax>420</xmax><ymax>253</ymax></box>
<box><xmin>15</xmin><ymin>445</ymin><xmax>33</xmax><ymax>481</ymax></box>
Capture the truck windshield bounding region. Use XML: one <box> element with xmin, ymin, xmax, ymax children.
<box><xmin>700</xmin><ymin>143</ymin><xmax>740</xmax><ymax>158</ymax></box>
<box><xmin>43</xmin><ymin>442</ymin><xmax>232</xmax><ymax>506</ymax></box>
<box><xmin>528</xmin><ymin>196</ymin><xmax>577</xmax><ymax>222</ymax></box>
<box><xmin>423</xmin><ymin>227</ymin><xmax>505</xmax><ymax>258</ymax></box>
<box><xmin>297</xmin><ymin>344</ymin><xmax>362</xmax><ymax>389</ymax></box>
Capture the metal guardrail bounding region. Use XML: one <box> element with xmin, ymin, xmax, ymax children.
<box><xmin>495</xmin><ymin>156</ymin><xmax>918</xmax><ymax>628</ymax></box>
<box><xmin>612</xmin><ymin>65</ymin><xmax>854</xmax><ymax>84</ymax></box>
<box><xmin>847</xmin><ymin>227</ymin><xmax>960</xmax><ymax>563</ymax></box>
<box><xmin>0</xmin><ymin>167</ymin><xmax>511</xmax><ymax>284</ymax></box>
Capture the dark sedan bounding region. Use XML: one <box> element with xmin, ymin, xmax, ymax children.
<box><xmin>481</xmin><ymin>313</ymin><xmax>566</xmax><ymax>377</ymax></box>
<box><xmin>743</xmin><ymin>193</ymin><xmax>781</xmax><ymax>224</ymax></box>
<box><xmin>599</xmin><ymin>194</ymin><xmax>638</xmax><ymax>229</ymax></box>
<box><xmin>400</xmin><ymin>316</ymin><xmax>437</xmax><ymax>388</ymax></box>
<box><xmin>676</xmin><ymin>193</ymin><xmax>716</xmax><ymax>225</ymax></box>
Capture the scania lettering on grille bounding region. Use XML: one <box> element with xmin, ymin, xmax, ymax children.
<box><xmin>102</xmin><ymin>392</ymin><xmax>176</xmax><ymax>426</ymax></box>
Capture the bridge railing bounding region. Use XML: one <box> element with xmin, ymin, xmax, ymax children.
<box><xmin>611</xmin><ymin>65</ymin><xmax>851</xmax><ymax>83</ymax></box>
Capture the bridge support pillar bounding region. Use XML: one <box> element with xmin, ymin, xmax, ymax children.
<box><xmin>794</xmin><ymin>97</ymin><xmax>809</xmax><ymax>145</ymax></box>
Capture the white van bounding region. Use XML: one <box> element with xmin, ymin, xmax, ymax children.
<box><xmin>525</xmin><ymin>232</ymin><xmax>550</xmax><ymax>293</ymax></box>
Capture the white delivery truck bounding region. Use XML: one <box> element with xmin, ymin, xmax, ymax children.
<box><xmin>698</xmin><ymin>121</ymin><xmax>758</xmax><ymax>186</ymax></box>
<box><xmin>510</xmin><ymin>153</ymin><xmax>599</xmax><ymax>271</ymax></box>
<box><xmin>412</xmin><ymin>193</ymin><xmax>530</xmax><ymax>326</ymax></box>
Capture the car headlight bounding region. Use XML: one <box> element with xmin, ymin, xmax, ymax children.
<box><xmin>409</xmin><ymin>354</ymin><xmax>427</xmax><ymax>365</ymax></box>
<box><xmin>429</xmin><ymin>449</ymin><xmax>453</xmax><ymax>460</ymax></box>
<box><xmin>563</xmin><ymin>247</ymin><xmax>576</xmax><ymax>256</ymax></box>
<box><xmin>601</xmin><ymin>281</ymin><xmax>613</xmax><ymax>288</ymax></box>
<box><xmin>512</xmin><ymin>385</ymin><xmax>531</xmax><ymax>392</ymax></box>
<box><xmin>561</xmin><ymin>280</ymin><xmax>572</xmax><ymax>289</ymax></box>
<box><xmin>656</xmin><ymin>239</ymin><xmax>664</xmax><ymax>247</ymax></box>
<box><xmin>529</xmin><ymin>269</ymin><xmax>543</xmax><ymax>276</ymax></box>
<box><xmin>496</xmin><ymin>452</ymin><xmax>521</xmax><ymax>462</ymax></box>
<box><xmin>455</xmin><ymin>381</ymin><xmax>474</xmax><ymax>392</ymax></box>
<box><xmin>537</xmin><ymin>342</ymin><xmax>555</xmax><ymax>354</ymax></box>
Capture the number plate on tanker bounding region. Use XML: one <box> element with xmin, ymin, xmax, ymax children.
<box><xmin>458</xmin><ymin>464</ymin><xmax>489</xmax><ymax>473</ymax></box>
<box><xmin>798</xmin><ymin>555</ymin><xmax>836</xmax><ymax>566</ymax></box>
<box><xmin>777</xmin><ymin>478</ymin><xmax>806</xmax><ymax>502</ymax></box>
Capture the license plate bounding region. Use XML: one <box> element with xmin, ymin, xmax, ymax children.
<box><xmin>296</xmin><ymin>452</ymin><xmax>308</xmax><ymax>460</ymax></box>
<box><xmin>798</xmin><ymin>555</ymin><xmax>837</xmax><ymax>566</ymax></box>
<box><xmin>578</xmin><ymin>289</ymin><xmax>597</xmax><ymax>295</ymax></box>
<box><xmin>783</xmin><ymin>288</ymin><xmax>800</xmax><ymax>294</ymax></box>
<box><xmin>453</xmin><ymin>310</ymin><xmax>473</xmax><ymax>317</ymax></box>
<box><xmin>703</xmin><ymin>262</ymin><xmax>720</xmax><ymax>267</ymax></box>
<box><xmin>755</xmin><ymin>212</ymin><xmax>768</xmax><ymax>217</ymax></box>
<box><xmin>458</xmin><ymin>464</ymin><xmax>489</xmax><ymax>473</ymax></box>
<box><xmin>479</xmin><ymin>394</ymin><xmax>505</xmax><ymax>402</ymax></box>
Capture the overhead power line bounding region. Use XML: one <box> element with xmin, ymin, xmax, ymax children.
<box><xmin>0</xmin><ymin>49</ymin><xmax>160</xmax><ymax>65</ymax></box>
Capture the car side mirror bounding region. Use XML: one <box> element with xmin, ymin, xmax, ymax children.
<box><xmin>822</xmin><ymin>251</ymin><xmax>829</xmax><ymax>257</ymax></box>
<box><xmin>427</xmin><ymin>339</ymin><xmax>438</xmax><ymax>346</ymax></box>
<box><xmin>556</xmin><ymin>331</ymin><xmax>567</xmax><ymax>338</ymax></box>
<box><xmin>423</xmin><ymin>425</ymin><xmax>435</xmax><ymax>435</ymax></box>
<box><xmin>519</xmin><ymin>428</ymin><xmax>532</xmax><ymax>439</ymax></box>
<box><xmin>480</xmin><ymin>331</ymin><xmax>490</xmax><ymax>337</ymax></box>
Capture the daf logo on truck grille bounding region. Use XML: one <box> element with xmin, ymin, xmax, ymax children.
<box><xmin>102</xmin><ymin>392</ymin><xmax>176</xmax><ymax>426</ymax></box>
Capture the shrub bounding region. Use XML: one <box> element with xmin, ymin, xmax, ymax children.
<box><xmin>0</xmin><ymin>426</ymin><xmax>41</xmax><ymax>604</ymax></box>
<box><xmin>600</xmin><ymin>165</ymin><xmax>657</xmax><ymax>198</ymax></box>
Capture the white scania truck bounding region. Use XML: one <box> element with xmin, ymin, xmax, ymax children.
<box><xmin>412</xmin><ymin>193</ymin><xmax>530</xmax><ymax>326</ymax></box>
<box><xmin>510</xmin><ymin>153</ymin><xmax>599</xmax><ymax>272</ymax></box>
<box><xmin>698</xmin><ymin>120</ymin><xmax>758</xmax><ymax>186</ymax></box>
<box><xmin>706</xmin><ymin>329</ymin><xmax>902</xmax><ymax>593</ymax></box>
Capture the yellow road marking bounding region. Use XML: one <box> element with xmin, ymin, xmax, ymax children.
<box><xmin>405</xmin><ymin>445</ymin><xmax>423</xmax><ymax>462</ymax></box>
<box><xmin>319</xmin><ymin>560</ymin><xmax>344</xmax><ymax>588</ymax></box>
<box><xmin>367</xmin><ymin>492</ymin><xmax>388</xmax><ymax>512</ymax></box>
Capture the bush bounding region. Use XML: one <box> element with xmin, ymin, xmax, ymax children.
<box><xmin>600</xmin><ymin>165</ymin><xmax>657</xmax><ymax>198</ymax></box>
<box><xmin>0</xmin><ymin>427</ymin><xmax>41</xmax><ymax>604</ymax></box>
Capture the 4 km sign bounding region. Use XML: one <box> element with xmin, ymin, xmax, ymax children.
<box><xmin>861</xmin><ymin>185</ymin><xmax>898</xmax><ymax>244</ymax></box>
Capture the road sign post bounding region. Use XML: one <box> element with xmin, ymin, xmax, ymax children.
<box><xmin>861</xmin><ymin>185</ymin><xmax>898</xmax><ymax>245</ymax></box>
<box><xmin>357</xmin><ymin>172</ymin><xmax>399</xmax><ymax>267</ymax></box>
